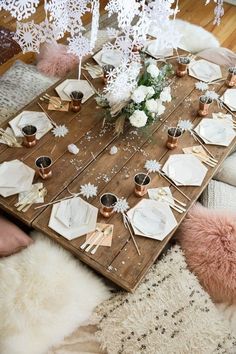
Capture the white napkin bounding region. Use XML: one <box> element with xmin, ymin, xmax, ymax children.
<box><xmin>101</xmin><ymin>51</ymin><xmax>122</xmax><ymax>66</ymax></box>
<box><xmin>132</xmin><ymin>207</ymin><xmax>166</xmax><ymax>236</ymax></box>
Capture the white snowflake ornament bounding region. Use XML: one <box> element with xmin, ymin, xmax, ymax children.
<box><xmin>195</xmin><ymin>81</ymin><xmax>209</xmax><ymax>91</ymax></box>
<box><xmin>178</xmin><ymin>120</ymin><xmax>194</xmax><ymax>132</ymax></box>
<box><xmin>14</xmin><ymin>20</ymin><xmax>41</xmax><ymax>53</ymax></box>
<box><xmin>144</xmin><ymin>160</ymin><xmax>161</xmax><ymax>173</ymax></box>
<box><xmin>80</xmin><ymin>183</ymin><xmax>98</xmax><ymax>199</ymax></box>
<box><xmin>52</xmin><ymin>125</ymin><xmax>68</xmax><ymax>138</ymax></box>
<box><xmin>7</xmin><ymin>0</ymin><xmax>39</xmax><ymax>20</ymax></box>
<box><xmin>113</xmin><ymin>198</ymin><xmax>129</xmax><ymax>214</ymax></box>
<box><xmin>205</xmin><ymin>90</ymin><xmax>219</xmax><ymax>101</ymax></box>
<box><xmin>68</xmin><ymin>33</ymin><xmax>91</xmax><ymax>58</ymax></box>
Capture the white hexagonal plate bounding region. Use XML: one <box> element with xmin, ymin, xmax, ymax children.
<box><xmin>194</xmin><ymin>118</ymin><xmax>236</xmax><ymax>146</ymax></box>
<box><xmin>189</xmin><ymin>59</ymin><xmax>222</xmax><ymax>82</ymax></box>
<box><xmin>162</xmin><ymin>154</ymin><xmax>208</xmax><ymax>186</ymax></box>
<box><xmin>55</xmin><ymin>79</ymin><xmax>94</xmax><ymax>102</ymax></box>
<box><xmin>221</xmin><ymin>89</ymin><xmax>236</xmax><ymax>111</ymax></box>
<box><xmin>127</xmin><ymin>199</ymin><xmax>177</xmax><ymax>241</ymax></box>
<box><xmin>49</xmin><ymin>197</ymin><xmax>98</xmax><ymax>240</ymax></box>
<box><xmin>0</xmin><ymin>159</ymin><xmax>35</xmax><ymax>197</ymax></box>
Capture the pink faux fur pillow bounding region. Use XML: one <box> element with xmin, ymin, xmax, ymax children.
<box><xmin>176</xmin><ymin>203</ymin><xmax>236</xmax><ymax>303</ymax></box>
<box><xmin>36</xmin><ymin>43</ymin><xmax>79</xmax><ymax>77</ymax></box>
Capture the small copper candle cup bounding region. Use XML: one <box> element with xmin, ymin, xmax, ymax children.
<box><xmin>22</xmin><ymin>125</ymin><xmax>37</xmax><ymax>148</ymax></box>
<box><xmin>102</xmin><ymin>64</ymin><xmax>115</xmax><ymax>85</ymax></box>
<box><xmin>134</xmin><ymin>173</ymin><xmax>151</xmax><ymax>197</ymax></box>
<box><xmin>226</xmin><ymin>67</ymin><xmax>236</xmax><ymax>87</ymax></box>
<box><xmin>35</xmin><ymin>156</ymin><xmax>52</xmax><ymax>180</ymax></box>
<box><xmin>176</xmin><ymin>57</ymin><xmax>190</xmax><ymax>77</ymax></box>
<box><xmin>100</xmin><ymin>193</ymin><xmax>118</xmax><ymax>218</ymax></box>
<box><xmin>198</xmin><ymin>95</ymin><xmax>212</xmax><ymax>117</ymax></box>
<box><xmin>166</xmin><ymin>127</ymin><xmax>183</xmax><ymax>150</ymax></box>
<box><xmin>70</xmin><ymin>91</ymin><xmax>84</xmax><ymax>113</ymax></box>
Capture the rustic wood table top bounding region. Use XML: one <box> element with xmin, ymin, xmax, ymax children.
<box><xmin>0</xmin><ymin>53</ymin><xmax>234</xmax><ymax>292</ymax></box>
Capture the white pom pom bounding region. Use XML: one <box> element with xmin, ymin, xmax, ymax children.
<box><xmin>68</xmin><ymin>144</ymin><xmax>79</xmax><ymax>155</ymax></box>
<box><xmin>110</xmin><ymin>145</ymin><xmax>118</xmax><ymax>155</ymax></box>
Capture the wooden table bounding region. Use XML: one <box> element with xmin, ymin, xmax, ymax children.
<box><xmin>0</xmin><ymin>55</ymin><xmax>234</xmax><ymax>292</ymax></box>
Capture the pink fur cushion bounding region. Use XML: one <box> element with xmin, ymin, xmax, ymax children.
<box><xmin>176</xmin><ymin>203</ymin><xmax>236</xmax><ymax>303</ymax></box>
<box><xmin>0</xmin><ymin>215</ymin><xmax>33</xmax><ymax>257</ymax></box>
<box><xmin>36</xmin><ymin>43</ymin><xmax>79</xmax><ymax>77</ymax></box>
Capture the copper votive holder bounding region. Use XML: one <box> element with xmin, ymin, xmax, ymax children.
<box><xmin>22</xmin><ymin>125</ymin><xmax>37</xmax><ymax>148</ymax></box>
<box><xmin>70</xmin><ymin>91</ymin><xmax>84</xmax><ymax>113</ymax></box>
<box><xmin>102</xmin><ymin>64</ymin><xmax>115</xmax><ymax>85</ymax></box>
<box><xmin>134</xmin><ymin>173</ymin><xmax>151</xmax><ymax>197</ymax></box>
<box><xmin>35</xmin><ymin>156</ymin><xmax>52</xmax><ymax>180</ymax></box>
<box><xmin>176</xmin><ymin>57</ymin><xmax>190</xmax><ymax>77</ymax></box>
<box><xmin>100</xmin><ymin>193</ymin><xmax>118</xmax><ymax>218</ymax></box>
<box><xmin>166</xmin><ymin>127</ymin><xmax>183</xmax><ymax>150</ymax></box>
<box><xmin>198</xmin><ymin>95</ymin><xmax>212</xmax><ymax>117</ymax></box>
<box><xmin>226</xmin><ymin>67</ymin><xmax>236</xmax><ymax>87</ymax></box>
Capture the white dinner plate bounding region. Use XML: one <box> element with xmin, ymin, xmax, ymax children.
<box><xmin>194</xmin><ymin>118</ymin><xmax>236</xmax><ymax>146</ymax></box>
<box><xmin>127</xmin><ymin>199</ymin><xmax>177</xmax><ymax>241</ymax></box>
<box><xmin>221</xmin><ymin>89</ymin><xmax>236</xmax><ymax>111</ymax></box>
<box><xmin>162</xmin><ymin>154</ymin><xmax>208</xmax><ymax>186</ymax></box>
<box><xmin>48</xmin><ymin>197</ymin><xmax>98</xmax><ymax>240</ymax></box>
<box><xmin>55</xmin><ymin>79</ymin><xmax>94</xmax><ymax>102</ymax></box>
<box><xmin>188</xmin><ymin>59</ymin><xmax>222</xmax><ymax>82</ymax></box>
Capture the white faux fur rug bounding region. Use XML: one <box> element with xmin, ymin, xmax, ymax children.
<box><xmin>0</xmin><ymin>232</ymin><xmax>110</xmax><ymax>354</ymax></box>
<box><xmin>93</xmin><ymin>245</ymin><xmax>236</xmax><ymax>354</ymax></box>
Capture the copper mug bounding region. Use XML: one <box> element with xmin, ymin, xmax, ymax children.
<box><xmin>176</xmin><ymin>57</ymin><xmax>190</xmax><ymax>77</ymax></box>
<box><xmin>100</xmin><ymin>193</ymin><xmax>118</xmax><ymax>218</ymax></box>
<box><xmin>134</xmin><ymin>173</ymin><xmax>151</xmax><ymax>197</ymax></box>
<box><xmin>226</xmin><ymin>67</ymin><xmax>236</xmax><ymax>87</ymax></box>
<box><xmin>22</xmin><ymin>125</ymin><xmax>37</xmax><ymax>148</ymax></box>
<box><xmin>70</xmin><ymin>91</ymin><xmax>84</xmax><ymax>113</ymax></box>
<box><xmin>102</xmin><ymin>64</ymin><xmax>115</xmax><ymax>85</ymax></box>
<box><xmin>35</xmin><ymin>156</ymin><xmax>52</xmax><ymax>180</ymax></box>
<box><xmin>198</xmin><ymin>95</ymin><xmax>212</xmax><ymax>117</ymax></box>
<box><xmin>166</xmin><ymin>127</ymin><xmax>183</xmax><ymax>150</ymax></box>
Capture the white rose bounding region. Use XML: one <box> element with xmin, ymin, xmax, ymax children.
<box><xmin>131</xmin><ymin>86</ymin><xmax>146</xmax><ymax>103</ymax></box>
<box><xmin>146</xmin><ymin>99</ymin><xmax>158</xmax><ymax>113</ymax></box>
<box><xmin>129</xmin><ymin>110</ymin><xmax>148</xmax><ymax>128</ymax></box>
<box><xmin>160</xmin><ymin>86</ymin><xmax>171</xmax><ymax>103</ymax></box>
<box><xmin>144</xmin><ymin>86</ymin><xmax>155</xmax><ymax>98</ymax></box>
<box><xmin>146</xmin><ymin>64</ymin><xmax>160</xmax><ymax>78</ymax></box>
<box><xmin>156</xmin><ymin>99</ymin><xmax>166</xmax><ymax>115</ymax></box>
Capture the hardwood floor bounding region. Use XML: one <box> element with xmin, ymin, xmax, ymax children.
<box><xmin>0</xmin><ymin>0</ymin><xmax>235</xmax><ymax>75</ymax></box>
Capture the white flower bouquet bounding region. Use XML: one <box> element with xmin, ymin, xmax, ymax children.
<box><xmin>96</xmin><ymin>61</ymin><xmax>173</xmax><ymax>134</ymax></box>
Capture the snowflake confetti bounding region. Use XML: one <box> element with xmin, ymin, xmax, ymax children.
<box><xmin>52</xmin><ymin>125</ymin><xmax>68</xmax><ymax>138</ymax></box>
<box><xmin>178</xmin><ymin>120</ymin><xmax>194</xmax><ymax>132</ymax></box>
<box><xmin>144</xmin><ymin>160</ymin><xmax>161</xmax><ymax>173</ymax></box>
<box><xmin>195</xmin><ymin>81</ymin><xmax>209</xmax><ymax>91</ymax></box>
<box><xmin>80</xmin><ymin>183</ymin><xmax>98</xmax><ymax>199</ymax></box>
<box><xmin>113</xmin><ymin>198</ymin><xmax>129</xmax><ymax>214</ymax></box>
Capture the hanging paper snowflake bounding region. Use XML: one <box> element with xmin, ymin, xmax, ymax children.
<box><xmin>68</xmin><ymin>33</ymin><xmax>91</xmax><ymax>58</ymax></box>
<box><xmin>80</xmin><ymin>183</ymin><xmax>98</xmax><ymax>199</ymax></box>
<box><xmin>106</xmin><ymin>0</ymin><xmax>140</xmax><ymax>29</ymax></box>
<box><xmin>178</xmin><ymin>120</ymin><xmax>194</xmax><ymax>132</ymax></box>
<box><xmin>206</xmin><ymin>0</ymin><xmax>224</xmax><ymax>25</ymax></box>
<box><xmin>52</xmin><ymin>125</ymin><xmax>68</xmax><ymax>138</ymax></box>
<box><xmin>114</xmin><ymin>198</ymin><xmax>129</xmax><ymax>213</ymax></box>
<box><xmin>7</xmin><ymin>0</ymin><xmax>40</xmax><ymax>21</ymax></box>
<box><xmin>144</xmin><ymin>160</ymin><xmax>161</xmax><ymax>173</ymax></box>
<box><xmin>205</xmin><ymin>90</ymin><xmax>219</xmax><ymax>101</ymax></box>
<box><xmin>90</xmin><ymin>0</ymin><xmax>100</xmax><ymax>51</ymax></box>
<box><xmin>39</xmin><ymin>18</ymin><xmax>63</xmax><ymax>44</ymax></box>
<box><xmin>195</xmin><ymin>81</ymin><xmax>209</xmax><ymax>91</ymax></box>
<box><xmin>14</xmin><ymin>21</ymin><xmax>41</xmax><ymax>53</ymax></box>
<box><xmin>106</xmin><ymin>27</ymin><xmax>119</xmax><ymax>38</ymax></box>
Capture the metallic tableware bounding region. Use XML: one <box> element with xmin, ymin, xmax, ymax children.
<box><xmin>70</xmin><ymin>91</ymin><xmax>84</xmax><ymax>113</ymax></box>
<box><xmin>166</xmin><ymin>127</ymin><xmax>183</xmax><ymax>150</ymax></box>
<box><xmin>22</xmin><ymin>125</ymin><xmax>37</xmax><ymax>148</ymax></box>
<box><xmin>198</xmin><ymin>95</ymin><xmax>212</xmax><ymax>117</ymax></box>
<box><xmin>100</xmin><ymin>193</ymin><xmax>118</xmax><ymax>218</ymax></box>
<box><xmin>226</xmin><ymin>67</ymin><xmax>236</xmax><ymax>87</ymax></box>
<box><xmin>102</xmin><ymin>64</ymin><xmax>115</xmax><ymax>85</ymax></box>
<box><xmin>35</xmin><ymin>156</ymin><xmax>52</xmax><ymax>180</ymax></box>
<box><xmin>176</xmin><ymin>56</ymin><xmax>190</xmax><ymax>77</ymax></box>
<box><xmin>134</xmin><ymin>172</ymin><xmax>151</xmax><ymax>197</ymax></box>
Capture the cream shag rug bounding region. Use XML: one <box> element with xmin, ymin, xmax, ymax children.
<box><xmin>0</xmin><ymin>232</ymin><xmax>110</xmax><ymax>354</ymax></box>
<box><xmin>92</xmin><ymin>245</ymin><xmax>236</xmax><ymax>354</ymax></box>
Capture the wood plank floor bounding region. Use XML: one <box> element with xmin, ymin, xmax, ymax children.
<box><xmin>0</xmin><ymin>0</ymin><xmax>235</xmax><ymax>75</ymax></box>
